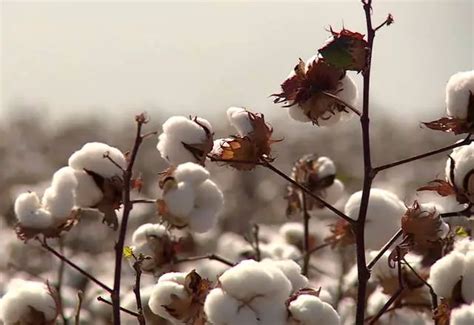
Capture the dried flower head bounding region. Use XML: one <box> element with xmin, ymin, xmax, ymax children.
<box><xmin>286</xmin><ymin>154</ymin><xmax>344</xmax><ymax>216</ymax></box>
<box><xmin>273</xmin><ymin>56</ymin><xmax>358</xmax><ymax>125</ymax></box>
<box><xmin>211</xmin><ymin>108</ymin><xmax>279</xmax><ymax>170</ymax></box>
<box><xmin>319</xmin><ymin>28</ymin><xmax>369</xmax><ymax>72</ymax></box>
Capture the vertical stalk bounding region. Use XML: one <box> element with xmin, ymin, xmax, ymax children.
<box><xmin>302</xmin><ymin>193</ymin><xmax>311</xmax><ymax>276</ymax></box>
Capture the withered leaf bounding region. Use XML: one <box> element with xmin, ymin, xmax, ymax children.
<box><xmin>433</xmin><ymin>300</ymin><xmax>451</xmax><ymax>325</ymax></box>
<box><xmin>417</xmin><ymin>180</ymin><xmax>456</xmax><ymax>197</ymax></box>
<box><xmin>324</xmin><ymin>219</ymin><xmax>355</xmax><ymax>248</ymax></box>
<box><xmin>423</xmin><ymin>117</ymin><xmax>472</xmax><ymax>135</ymax></box>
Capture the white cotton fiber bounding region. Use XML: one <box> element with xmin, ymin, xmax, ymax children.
<box><xmin>446</xmin><ymin>70</ymin><xmax>474</xmax><ymax>119</ymax></box>
<box><xmin>288</xmin><ymin>294</ymin><xmax>341</xmax><ymax>325</ymax></box>
<box><xmin>428</xmin><ymin>251</ymin><xmax>465</xmax><ymax>298</ymax></box>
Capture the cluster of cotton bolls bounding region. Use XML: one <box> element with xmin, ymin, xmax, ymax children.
<box><xmin>158</xmin><ymin>162</ymin><xmax>224</xmax><ymax>233</ymax></box>
<box><xmin>14</xmin><ymin>142</ymin><xmax>126</xmax><ymax>237</ymax></box>
<box><xmin>0</xmin><ymin>279</ymin><xmax>58</xmax><ymax>324</ymax></box>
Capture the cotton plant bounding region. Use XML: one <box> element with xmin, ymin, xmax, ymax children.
<box><xmin>157</xmin><ymin>162</ymin><xmax>224</xmax><ymax>233</ymax></box>
<box><xmin>0</xmin><ymin>279</ymin><xmax>59</xmax><ymax>325</ymax></box>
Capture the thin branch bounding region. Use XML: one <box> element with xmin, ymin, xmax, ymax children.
<box><xmin>302</xmin><ymin>193</ymin><xmax>311</xmax><ymax>276</ymax></box>
<box><xmin>103</xmin><ymin>152</ymin><xmax>126</xmax><ymax>173</ymax></box>
<box><xmin>402</xmin><ymin>257</ymin><xmax>438</xmax><ymax>311</ymax></box>
<box><xmin>321</xmin><ymin>91</ymin><xmax>362</xmax><ymax>116</ymax></box>
<box><xmin>97</xmin><ymin>296</ymin><xmax>141</xmax><ymax>318</ymax></box>
<box><xmin>132</xmin><ymin>260</ymin><xmax>146</xmax><ymax>325</ymax></box>
<box><xmin>74</xmin><ymin>291</ymin><xmax>84</xmax><ymax>325</ymax></box>
<box><xmin>112</xmin><ymin>113</ymin><xmax>148</xmax><ymax>324</ymax></box>
<box><xmin>374</xmin><ymin>13</ymin><xmax>394</xmax><ymax>32</ymax></box>
<box><xmin>252</xmin><ymin>224</ymin><xmax>261</xmax><ymax>261</ymax></box>
<box><xmin>131</xmin><ymin>199</ymin><xmax>156</xmax><ymax>204</ymax></box>
<box><xmin>57</xmin><ymin>238</ymin><xmax>67</xmax><ymax>325</ymax></box>
<box><xmin>38</xmin><ymin>238</ymin><xmax>112</xmax><ymax>293</ymax></box>
<box><xmin>373</xmin><ymin>134</ymin><xmax>472</xmax><ymax>173</ymax></box>
<box><xmin>173</xmin><ymin>254</ymin><xmax>235</xmax><ymax>267</ymax></box>
<box><xmin>141</xmin><ymin>130</ymin><xmax>159</xmax><ymax>140</ymax></box>
<box><xmin>367</xmin><ymin>229</ymin><xmax>403</xmax><ymax>269</ymax></box>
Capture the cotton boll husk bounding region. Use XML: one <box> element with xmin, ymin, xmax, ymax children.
<box><xmin>69</xmin><ymin>142</ymin><xmax>125</xmax><ymax>178</ymax></box>
<box><xmin>451</xmin><ymin>303</ymin><xmax>474</xmax><ymax>325</ymax></box>
<box><xmin>204</xmin><ymin>289</ymin><xmax>259</xmax><ymax>325</ymax></box>
<box><xmin>288</xmin><ymin>106</ymin><xmax>311</xmax><ymax>123</ymax></box>
<box><xmin>0</xmin><ymin>279</ymin><xmax>57</xmax><ymax>324</ymax></box>
<box><xmin>288</xmin><ymin>294</ymin><xmax>341</xmax><ymax>325</ymax></box>
<box><xmin>73</xmin><ymin>170</ymin><xmax>103</xmax><ymax>207</ymax></box>
<box><xmin>14</xmin><ymin>192</ymin><xmax>53</xmax><ymax>229</ymax></box>
<box><xmin>462</xmin><ymin>252</ymin><xmax>474</xmax><ymax>302</ymax></box>
<box><xmin>446</xmin><ymin>143</ymin><xmax>474</xmax><ymax>191</ymax></box>
<box><xmin>173</xmin><ymin>162</ymin><xmax>210</xmax><ymax>186</ymax></box>
<box><xmin>345</xmin><ymin>188</ymin><xmax>405</xmax><ymax>250</ymax></box>
<box><xmin>260</xmin><ymin>259</ymin><xmax>308</xmax><ymax>293</ymax></box>
<box><xmin>218</xmin><ymin>259</ymin><xmax>292</xmax><ymax>301</ymax></box>
<box><xmin>132</xmin><ymin>223</ymin><xmax>168</xmax><ymax>244</ymax></box>
<box><xmin>163</xmin><ymin>182</ymin><xmax>195</xmax><ymax>217</ymax></box>
<box><xmin>227</xmin><ymin>107</ymin><xmax>254</xmax><ymax>136</ymax></box>
<box><xmin>428</xmin><ymin>251</ymin><xmax>465</xmax><ymax>298</ymax></box>
<box><xmin>446</xmin><ymin>71</ymin><xmax>474</xmax><ymax>119</ymax></box>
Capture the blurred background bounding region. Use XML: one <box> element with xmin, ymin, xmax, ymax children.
<box><xmin>0</xmin><ymin>1</ymin><xmax>473</xmax><ymax>323</ymax></box>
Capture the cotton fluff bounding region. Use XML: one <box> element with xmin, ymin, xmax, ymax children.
<box><xmin>446</xmin><ymin>143</ymin><xmax>474</xmax><ymax>193</ymax></box>
<box><xmin>227</xmin><ymin>107</ymin><xmax>254</xmax><ymax>136</ymax></box>
<box><xmin>68</xmin><ymin>142</ymin><xmax>125</xmax><ymax>208</ymax></box>
<box><xmin>132</xmin><ymin>223</ymin><xmax>169</xmax><ymax>244</ymax></box>
<box><xmin>344</xmin><ymin>188</ymin><xmax>405</xmax><ymax>250</ymax></box>
<box><xmin>260</xmin><ymin>242</ymin><xmax>302</xmax><ymax>261</ymax></box>
<box><xmin>162</xmin><ymin>162</ymin><xmax>223</xmax><ymax>232</ymax></box>
<box><xmin>157</xmin><ymin>116</ymin><xmax>213</xmax><ymax>165</ymax></box>
<box><xmin>451</xmin><ymin>303</ymin><xmax>474</xmax><ymax>325</ymax></box>
<box><xmin>148</xmin><ymin>272</ymin><xmax>189</xmax><ymax>323</ymax></box>
<box><xmin>427</xmin><ymin>250</ymin><xmax>474</xmax><ymax>301</ymax></box>
<box><xmin>446</xmin><ymin>70</ymin><xmax>474</xmax><ymax>119</ymax></box>
<box><xmin>14</xmin><ymin>167</ymin><xmax>78</xmax><ymax>229</ymax></box>
<box><xmin>0</xmin><ymin>279</ymin><xmax>57</xmax><ymax>324</ymax></box>
<box><xmin>288</xmin><ymin>294</ymin><xmax>340</xmax><ymax>325</ymax></box>
<box><xmin>204</xmin><ymin>259</ymin><xmax>292</xmax><ymax>325</ymax></box>
<box><xmin>260</xmin><ymin>259</ymin><xmax>308</xmax><ymax>293</ymax></box>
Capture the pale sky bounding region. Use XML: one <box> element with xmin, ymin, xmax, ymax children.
<box><xmin>1</xmin><ymin>0</ymin><xmax>473</xmax><ymax>124</ymax></box>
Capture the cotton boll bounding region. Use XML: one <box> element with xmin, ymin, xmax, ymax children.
<box><xmin>163</xmin><ymin>182</ymin><xmax>195</xmax><ymax>217</ymax></box>
<box><xmin>174</xmin><ymin>162</ymin><xmax>210</xmax><ymax>186</ymax></box>
<box><xmin>446</xmin><ymin>71</ymin><xmax>474</xmax><ymax>119</ymax></box>
<box><xmin>14</xmin><ymin>192</ymin><xmax>53</xmax><ymax>229</ymax></box>
<box><xmin>227</xmin><ymin>107</ymin><xmax>254</xmax><ymax>136</ymax></box>
<box><xmin>0</xmin><ymin>279</ymin><xmax>57</xmax><ymax>324</ymax></box>
<box><xmin>204</xmin><ymin>289</ymin><xmax>258</xmax><ymax>325</ymax></box>
<box><xmin>316</xmin><ymin>111</ymin><xmax>345</xmax><ymax>127</ymax></box>
<box><xmin>454</xmin><ymin>237</ymin><xmax>474</xmax><ymax>255</ymax></box>
<box><xmin>288</xmin><ymin>294</ymin><xmax>341</xmax><ymax>325</ymax></box>
<box><xmin>317</xmin><ymin>157</ymin><xmax>336</xmax><ymax>178</ymax></box>
<box><xmin>367</xmin><ymin>250</ymin><xmax>396</xmax><ymax>281</ymax></box>
<box><xmin>325</xmin><ymin>179</ymin><xmax>345</xmax><ymax>205</ymax></box>
<box><xmin>41</xmin><ymin>168</ymin><xmax>77</xmax><ymax>220</ymax></box>
<box><xmin>462</xmin><ymin>252</ymin><xmax>474</xmax><ymax>302</ymax></box>
<box><xmin>261</xmin><ymin>242</ymin><xmax>302</xmax><ymax>261</ymax></box>
<box><xmin>148</xmin><ymin>273</ymin><xmax>188</xmax><ymax>321</ymax></box>
<box><xmin>288</xmin><ymin>106</ymin><xmax>311</xmax><ymax>123</ymax></box>
<box><xmin>337</xmin><ymin>74</ymin><xmax>358</xmax><ymax>107</ymax></box>
<box><xmin>260</xmin><ymin>259</ymin><xmax>308</xmax><ymax>293</ymax></box>
<box><xmin>68</xmin><ymin>142</ymin><xmax>125</xmax><ymax>178</ymax></box>
<box><xmin>186</xmin><ymin>179</ymin><xmax>223</xmax><ymax>233</ymax></box>
<box><xmin>132</xmin><ymin>223</ymin><xmax>168</xmax><ymax>244</ymax></box>
<box><xmin>428</xmin><ymin>251</ymin><xmax>465</xmax><ymax>298</ymax></box>
<box><xmin>279</xmin><ymin>222</ymin><xmax>305</xmax><ymax>246</ymax></box>
<box><xmin>72</xmin><ymin>170</ymin><xmax>103</xmax><ymax>207</ymax></box>
<box><xmin>345</xmin><ymin>188</ymin><xmax>405</xmax><ymax>250</ymax></box>
<box><xmin>446</xmin><ymin>143</ymin><xmax>474</xmax><ymax>191</ymax></box>
<box><xmin>451</xmin><ymin>303</ymin><xmax>474</xmax><ymax>325</ymax></box>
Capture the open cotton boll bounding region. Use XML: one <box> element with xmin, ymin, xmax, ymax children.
<box><xmin>132</xmin><ymin>223</ymin><xmax>168</xmax><ymax>244</ymax></box>
<box><xmin>428</xmin><ymin>251</ymin><xmax>465</xmax><ymax>298</ymax></box>
<box><xmin>446</xmin><ymin>71</ymin><xmax>474</xmax><ymax>119</ymax></box>
<box><xmin>14</xmin><ymin>192</ymin><xmax>53</xmax><ymax>229</ymax></box>
<box><xmin>148</xmin><ymin>272</ymin><xmax>188</xmax><ymax>322</ymax></box>
<box><xmin>163</xmin><ymin>182</ymin><xmax>196</xmax><ymax>217</ymax></box>
<box><xmin>227</xmin><ymin>107</ymin><xmax>254</xmax><ymax>136</ymax></box>
<box><xmin>453</xmin><ymin>237</ymin><xmax>474</xmax><ymax>255</ymax></box>
<box><xmin>72</xmin><ymin>169</ymin><xmax>104</xmax><ymax>207</ymax></box>
<box><xmin>345</xmin><ymin>188</ymin><xmax>405</xmax><ymax>250</ymax></box>
<box><xmin>260</xmin><ymin>259</ymin><xmax>308</xmax><ymax>293</ymax></box>
<box><xmin>325</xmin><ymin>179</ymin><xmax>345</xmax><ymax>205</ymax></box>
<box><xmin>188</xmin><ymin>180</ymin><xmax>224</xmax><ymax>232</ymax></box>
<box><xmin>204</xmin><ymin>289</ymin><xmax>260</xmax><ymax>325</ymax></box>
<box><xmin>68</xmin><ymin>142</ymin><xmax>125</xmax><ymax>178</ymax></box>
<box><xmin>462</xmin><ymin>252</ymin><xmax>474</xmax><ymax>303</ymax></box>
<box><xmin>337</xmin><ymin>75</ymin><xmax>358</xmax><ymax>107</ymax></box>
<box><xmin>41</xmin><ymin>167</ymin><xmax>78</xmax><ymax>220</ymax></box>
<box><xmin>446</xmin><ymin>143</ymin><xmax>474</xmax><ymax>191</ymax></box>
<box><xmin>174</xmin><ymin>162</ymin><xmax>210</xmax><ymax>186</ymax></box>
<box><xmin>451</xmin><ymin>303</ymin><xmax>474</xmax><ymax>325</ymax></box>
<box><xmin>288</xmin><ymin>294</ymin><xmax>341</xmax><ymax>325</ymax></box>
<box><xmin>288</xmin><ymin>105</ymin><xmax>312</xmax><ymax>122</ymax></box>
<box><xmin>316</xmin><ymin>157</ymin><xmax>336</xmax><ymax>178</ymax></box>
<box><xmin>0</xmin><ymin>279</ymin><xmax>57</xmax><ymax>324</ymax></box>
<box><xmin>157</xmin><ymin>116</ymin><xmax>213</xmax><ymax>165</ymax></box>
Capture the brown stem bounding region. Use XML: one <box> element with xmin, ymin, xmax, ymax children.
<box><xmin>373</xmin><ymin>13</ymin><xmax>393</xmax><ymax>32</ymax></box>
<box><xmin>131</xmin><ymin>199</ymin><xmax>156</xmax><ymax>204</ymax></box>
<box><xmin>57</xmin><ymin>239</ymin><xmax>67</xmax><ymax>324</ymax></box>
<box><xmin>103</xmin><ymin>152</ymin><xmax>126</xmax><ymax>173</ymax></box>
<box><xmin>97</xmin><ymin>296</ymin><xmax>141</xmax><ymax>318</ymax></box>
<box><xmin>367</xmin><ymin>229</ymin><xmax>403</xmax><ymax>269</ymax></box>
<box><xmin>132</xmin><ymin>260</ymin><xmax>146</xmax><ymax>325</ymax></box>
<box><xmin>38</xmin><ymin>238</ymin><xmax>112</xmax><ymax>293</ymax></box>
<box><xmin>173</xmin><ymin>254</ymin><xmax>235</xmax><ymax>267</ymax></box>
<box><xmin>354</xmin><ymin>2</ymin><xmax>376</xmax><ymax>323</ymax></box>
<box><xmin>402</xmin><ymin>257</ymin><xmax>438</xmax><ymax>312</ymax></box>
<box><xmin>112</xmin><ymin>113</ymin><xmax>148</xmax><ymax>324</ymax></box>
<box><xmin>74</xmin><ymin>291</ymin><xmax>84</xmax><ymax>325</ymax></box>
<box><xmin>321</xmin><ymin>91</ymin><xmax>362</xmax><ymax>116</ymax></box>
<box><xmin>373</xmin><ymin>134</ymin><xmax>472</xmax><ymax>173</ymax></box>
<box><xmin>302</xmin><ymin>193</ymin><xmax>311</xmax><ymax>276</ymax></box>
<box><xmin>252</xmin><ymin>224</ymin><xmax>261</xmax><ymax>261</ymax></box>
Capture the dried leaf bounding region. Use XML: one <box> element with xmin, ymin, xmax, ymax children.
<box><xmin>417</xmin><ymin>180</ymin><xmax>456</xmax><ymax>197</ymax></box>
<box><xmin>325</xmin><ymin>219</ymin><xmax>354</xmax><ymax>248</ymax></box>
<box><xmin>423</xmin><ymin>117</ymin><xmax>472</xmax><ymax>135</ymax></box>
<box><xmin>319</xmin><ymin>28</ymin><xmax>369</xmax><ymax>71</ymax></box>
<box><xmin>433</xmin><ymin>299</ymin><xmax>451</xmax><ymax>325</ymax></box>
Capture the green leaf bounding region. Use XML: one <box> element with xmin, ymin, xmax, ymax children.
<box><xmin>123</xmin><ymin>246</ymin><xmax>134</xmax><ymax>259</ymax></box>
